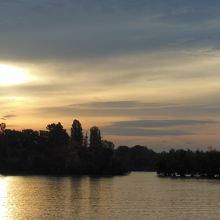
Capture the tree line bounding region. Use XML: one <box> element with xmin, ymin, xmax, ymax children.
<box><xmin>0</xmin><ymin>119</ymin><xmax>160</xmax><ymax>175</ymax></box>
<box><xmin>1</xmin><ymin>119</ymin><xmax>219</xmax><ymax>178</ymax></box>
<box><xmin>157</xmin><ymin>149</ymin><xmax>220</xmax><ymax>178</ymax></box>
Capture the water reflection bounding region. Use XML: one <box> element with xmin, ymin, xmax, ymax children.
<box><xmin>89</xmin><ymin>178</ymin><xmax>101</xmax><ymax>210</ymax></box>
<box><xmin>0</xmin><ymin>173</ymin><xmax>220</xmax><ymax>219</ymax></box>
<box><xmin>0</xmin><ymin>178</ymin><xmax>8</xmax><ymax>220</ymax></box>
<box><xmin>69</xmin><ymin>177</ymin><xmax>84</xmax><ymax>215</ymax></box>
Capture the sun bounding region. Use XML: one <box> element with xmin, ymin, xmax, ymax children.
<box><xmin>0</xmin><ymin>64</ymin><xmax>30</xmax><ymax>86</ymax></box>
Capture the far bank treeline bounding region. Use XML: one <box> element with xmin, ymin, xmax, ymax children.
<box><xmin>1</xmin><ymin>119</ymin><xmax>219</xmax><ymax>177</ymax></box>
<box><xmin>157</xmin><ymin>149</ymin><xmax>220</xmax><ymax>178</ymax></box>
<box><xmin>0</xmin><ymin>119</ymin><xmax>159</xmax><ymax>175</ymax></box>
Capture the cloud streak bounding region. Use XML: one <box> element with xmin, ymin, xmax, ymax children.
<box><xmin>102</xmin><ymin>127</ymin><xmax>192</xmax><ymax>137</ymax></box>
<box><xmin>1</xmin><ymin>114</ymin><xmax>16</xmax><ymax>121</ymax></box>
<box><xmin>110</xmin><ymin>119</ymin><xmax>217</xmax><ymax>128</ymax></box>
<box><xmin>101</xmin><ymin>118</ymin><xmax>216</xmax><ymax>137</ymax></box>
<box><xmin>37</xmin><ymin>101</ymin><xmax>220</xmax><ymax>117</ymax></box>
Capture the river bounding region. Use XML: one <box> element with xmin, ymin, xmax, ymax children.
<box><xmin>0</xmin><ymin>172</ymin><xmax>219</xmax><ymax>220</ymax></box>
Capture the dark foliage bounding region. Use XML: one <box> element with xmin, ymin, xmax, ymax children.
<box><xmin>157</xmin><ymin>149</ymin><xmax>220</xmax><ymax>178</ymax></box>
<box><xmin>71</xmin><ymin>119</ymin><xmax>83</xmax><ymax>147</ymax></box>
<box><xmin>89</xmin><ymin>126</ymin><xmax>102</xmax><ymax>149</ymax></box>
<box><xmin>2</xmin><ymin>119</ymin><xmax>218</xmax><ymax>178</ymax></box>
<box><xmin>114</xmin><ymin>145</ymin><xmax>159</xmax><ymax>171</ymax></box>
<box><xmin>0</xmin><ymin>120</ymin><xmax>130</xmax><ymax>175</ymax></box>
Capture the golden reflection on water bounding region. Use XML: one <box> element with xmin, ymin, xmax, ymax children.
<box><xmin>0</xmin><ymin>177</ymin><xmax>8</xmax><ymax>220</ymax></box>
<box><xmin>0</xmin><ymin>174</ymin><xmax>220</xmax><ymax>220</ymax></box>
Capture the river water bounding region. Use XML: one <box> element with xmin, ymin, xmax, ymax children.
<box><xmin>0</xmin><ymin>172</ymin><xmax>219</xmax><ymax>220</ymax></box>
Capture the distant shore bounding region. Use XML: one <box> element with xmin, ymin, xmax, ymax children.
<box><xmin>157</xmin><ymin>173</ymin><xmax>220</xmax><ymax>180</ymax></box>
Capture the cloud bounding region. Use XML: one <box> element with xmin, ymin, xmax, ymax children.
<box><xmin>110</xmin><ymin>119</ymin><xmax>217</xmax><ymax>128</ymax></box>
<box><xmin>37</xmin><ymin>100</ymin><xmax>220</xmax><ymax>117</ymax></box>
<box><xmin>1</xmin><ymin>114</ymin><xmax>16</xmax><ymax>120</ymax></box>
<box><xmin>71</xmin><ymin>101</ymin><xmax>185</xmax><ymax>110</ymax></box>
<box><xmin>36</xmin><ymin>101</ymin><xmax>177</xmax><ymax>117</ymax></box>
<box><xmin>101</xmin><ymin>118</ymin><xmax>216</xmax><ymax>137</ymax></box>
<box><xmin>70</xmin><ymin>101</ymin><xmax>142</xmax><ymax>109</ymax></box>
<box><xmin>1</xmin><ymin>1</ymin><xmax>220</xmax><ymax>149</ymax></box>
<box><xmin>1</xmin><ymin>0</ymin><xmax>220</xmax><ymax>61</ymax></box>
<box><xmin>102</xmin><ymin>127</ymin><xmax>192</xmax><ymax>137</ymax></box>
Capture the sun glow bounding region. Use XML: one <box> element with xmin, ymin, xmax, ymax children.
<box><xmin>0</xmin><ymin>64</ymin><xmax>30</xmax><ymax>86</ymax></box>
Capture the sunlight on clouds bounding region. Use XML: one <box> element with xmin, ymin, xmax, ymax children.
<box><xmin>0</xmin><ymin>64</ymin><xmax>31</xmax><ymax>86</ymax></box>
<box><xmin>1</xmin><ymin>49</ymin><xmax>220</xmax><ymax>149</ymax></box>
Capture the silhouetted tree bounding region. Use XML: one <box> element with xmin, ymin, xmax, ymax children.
<box><xmin>0</xmin><ymin>120</ymin><xmax>131</xmax><ymax>175</ymax></box>
<box><xmin>156</xmin><ymin>149</ymin><xmax>220</xmax><ymax>179</ymax></box>
<box><xmin>46</xmin><ymin>122</ymin><xmax>69</xmax><ymax>173</ymax></box>
<box><xmin>83</xmin><ymin>132</ymin><xmax>88</xmax><ymax>148</ymax></box>
<box><xmin>114</xmin><ymin>145</ymin><xmax>159</xmax><ymax>171</ymax></box>
<box><xmin>47</xmin><ymin>122</ymin><xmax>69</xmax><ymax>147</ymax></box>
<box><xmin>0</xmin><ymin>123</ymin><xmax>6</xmax><ymax>133</ymax></box>
<box><xmin>3</xmin><ymin>120</ymin><xmax>220</xmax><ymax>178</ymax></box>
<box><xmin>102</xmin><ymin>140</ymin><xmax>115</xmax><ymax>150</ymax></box>
<box><xmin>71</xmin><ymin>119</ymin><xmax>83</xmax><ymax>147</ymax></box>
<box><xmin>89</xmin><ymin>126</ymin><xmax>102</xmax><ymax>149</ymax></box>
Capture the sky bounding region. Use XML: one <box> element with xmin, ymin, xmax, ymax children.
<box><xmin>1</xmin><ymin>0</ymin><xmax>220</xmax><ymax>151</ymax></box>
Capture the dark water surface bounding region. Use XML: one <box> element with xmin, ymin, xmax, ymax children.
<box><xmin>0</xmin><ymin>172</ymin><xmax>220</xmax><ymax>220</ymax></box>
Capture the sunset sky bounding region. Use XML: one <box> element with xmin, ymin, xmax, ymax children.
<box><xmin>1</xmin><ymin>0</ymin><xmax>220</xmax><ymax>151</ymax></box>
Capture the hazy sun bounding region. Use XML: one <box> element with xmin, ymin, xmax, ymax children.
<box><xmin>0</xmin><ymin>64</ymin><xmax>30</xmax><ymax>86</ymax></box>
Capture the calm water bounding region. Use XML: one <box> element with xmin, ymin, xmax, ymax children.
<box><xmin>0</xmin><ymin>172</ymin><xmax>220</xmax><ymax>220</ymax></box>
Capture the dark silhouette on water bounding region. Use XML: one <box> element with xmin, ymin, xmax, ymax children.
<box><xmin>71</xmin><ymin>119</ymin><xmax>83</xmax><ymax>148</ymax></box>
<box><xmin>0</xmin><ymin>119</ymin><xmax>129</xmax><ymax>175</ymax></box>
<box><xmin>1</xmin><ymin>120</ymin><xmax>220</xmax><ymax>178</ymax></box>
<box><xmin>157</xmin><ymin>149</ymin><xmax>220</xmax><ymax>178</ymax></box>
<box><xmin>115</xmin><ymin>145</ymin><xmax>159</xmax><ymax>171</ymax></box>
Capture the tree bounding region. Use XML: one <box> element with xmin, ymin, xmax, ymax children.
<box><xmin>46</xmin><ymin>122</ymin><xmax>69</xmax><ymax>147</ymax></box>
<box><xmin>83</xmin><ymin>132</ymin><xmax>88</xmax><ymax>148</ymax></box>
<box><xmin>46</xmin><ymin>122</ymin><xmax>69</xmax><ymax>173</ymax></box>
<box><xmin>89</xmin><ymin>126</ymin><xmax>102</xmax><ymax>149</ymax></box>
<box><xmin>102</xmin><ymin>140</ymin><xmax>115</xmax><ymax>150</ymax></box>
<box><xmin>71</xmin><ymin>119</ymin><xmax>83</xmax><ymax>147</ymax></box>
<box><xmin>0</xmin><ymin>123</ymin><xmax>6</xmax><ymax>134</ymax></box>
<box><xmin>0</xmin><ymin>121</ymin><xmax>129</xmax><ymax>175</ymax></box>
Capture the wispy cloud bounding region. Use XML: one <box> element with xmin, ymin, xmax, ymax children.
<box><xmin>101</xmin><ymin>119</ymin><xmax>216</xmax><ymax>137</ymax></box>
<box><xmin>110</xmin><ymin>119</ymin><xmax>217</xmax><ymax>128</ymax></box>
<box><xmin>1</xmin><ymin>114</ymin><xmax>16</xmax><ymax>120</ymax></box>
<box><xmin>37</xmin><ymin>100</ymin><xmax>220</xmax><ymax>117</ymax></box>
<box><xmin>102</xmin><ymin>127</ymin><xmax>192</xmax><ymax>137</ymax></box>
